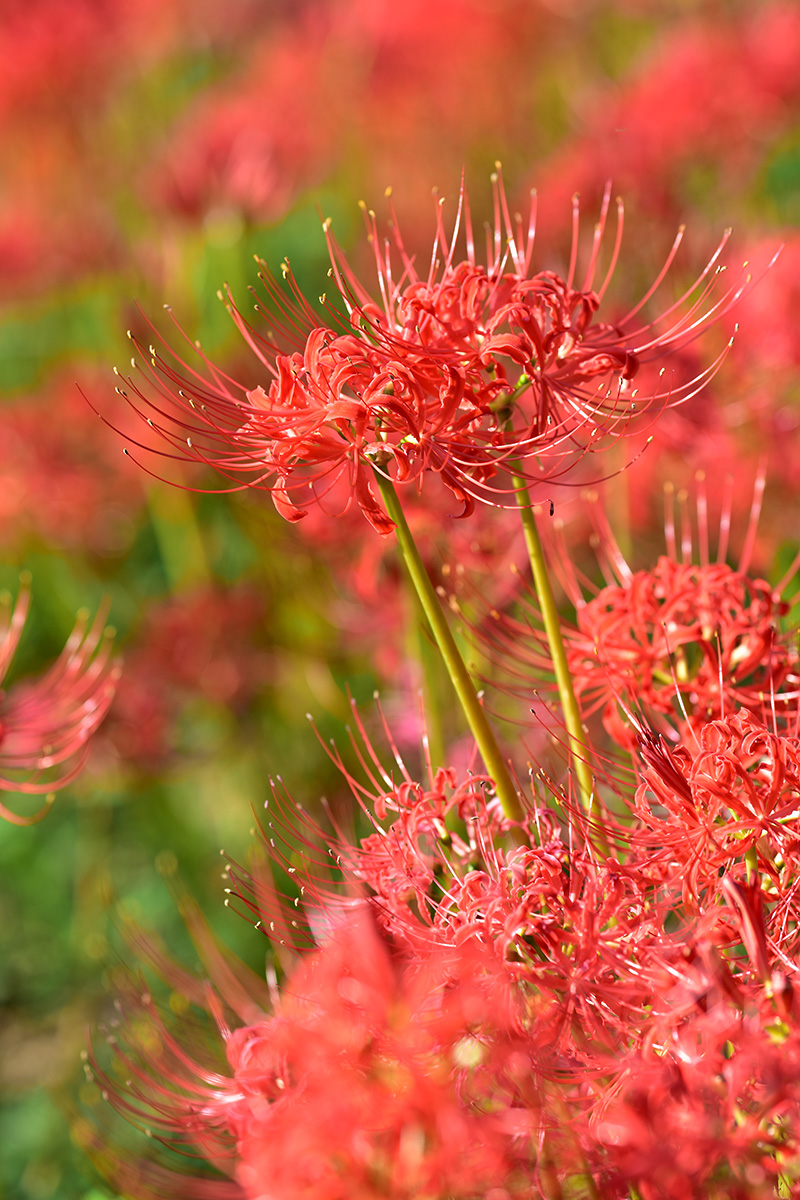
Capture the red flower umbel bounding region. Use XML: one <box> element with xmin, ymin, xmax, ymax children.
<box><xmin>474</xmin><ymin>476</ymin><xmax>796</xmax><ymax>751</ymax></box>
<box><xmin>227</xmin><ymin>916</ymin><xmax>534</xmax><ymax>1200</ymax></box>
<box><xmin>89</xmin><ymin>909</ymin><xmax>540</xmax><ymax>1200</ymax></box>
<box><xmin>570</xmin><ymin>555</ymin><xmax>791</xmax><ymax>745</ymax></box>
<box><xmin>0</xmin><ymin>581</ymin><xmax>118</xmax><ymax>823</ymax></box>
<box><xmin>109</xmin><ymin>172</ymin><xmax>747</xmax><ymax>534</ymax></box>
<box><xmin>88</xmin><ymin>701</ymin><xmax>800</xmax><ymax>1198</ymax></box>
<box><xmin>635</xmin><ymin>707</ymin><xmax>800</xmax><ymax>908</ymax></box>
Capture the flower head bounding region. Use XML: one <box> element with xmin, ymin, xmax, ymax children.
<box><xmin>0</xmin><ymin>579</ymin><xmax>118</xmax><ymax>823</ymax></box>
<box><xmin>89</xmin><ymin>906</ymin><xmax>539</xmax><ymax>1200</ymax></box>
<box><xmin>88</xmin><ymin>696</ymin><xmax>800</xmax><ymax>1197</ymax></box>
<box><xmin>634</xmin><ymin>706</ymin><xmax>800</xmax><ymax>908</ymax></box>
<box><xmin>473</xmin><ymin>473</ymin><xmax>797</xmax><ymax>750</ymax></box>
<box><xmin>590</xmin><ymin>996</ymin><xmax>800</xmax><ymax>1200</ymax></box>
<box><xmin>108</xmin><ymin>171</ymin><xmax>747</xmax><ymax>534</ymax></box>
<box><xmin>570</xmin><ymin>554</ymin><xmax>791</xmax><ymax>745</ymax></box>
<box><xmin>226</xmin><ymin>915</ymin><xmax>534</xmax><ymax>1200</ymax></box>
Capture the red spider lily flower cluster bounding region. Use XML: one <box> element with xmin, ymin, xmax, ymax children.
<box><xmin>0</xmin><ymin>580</ymin><xmax>118</xmax><ymax>824</ymax></box>
<box><xmin>214</xmin><ymin>919</ymin><xmax>533</xmax><ymax>1200</ymax></box>
<box><xmin>634</xmin><ymin>708</ymin><xmax>800</xmax><ymax>913</ymax></box>
<box><xmin>88</xmin><ymin>911</ymin><xmax>543</xmax><ymax>1200</ymax></box>
<box><xmin>108</xmin><ymin>172</ymin><xmax>746</xmax><ymax>534</ymax></box>
<box><xmin>472</xmin><ymin>477</ymin><xmax>799</xmax><ymax>753</ymax></box>
<box><xmin>568</xmin><ymin>553</ymin><xmax>793</xmax><ymax>747</ymax></box>
<box><xmin>71</xmin><ymin>143</ymin><xmax>799</xmax><ymax>1199</ymax></box>
<box><xmin>86</xmin><ymin>692</ymin><xmax>800</xmax><ymax>1198</ymax></box>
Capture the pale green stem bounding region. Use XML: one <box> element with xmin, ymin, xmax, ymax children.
<box><xmin>375</xmin><ymin>472</ymin><xmax>525</xmax><ymax>825</ymax></box>
<box><xmin>548</xmin><ymin>1092</ymin><xmax>599</xmax><ymax>1199</ymax></box>
<box><xmin>511</xmin><ymin>475</ymin><xmax>609</xmax><ymax>856</ymax></box>
<box><xmin>537</xmin><ymin>1143</ymin><xmax>564</xmax><ymax>1200</ymax></box>
<box><xmin>415</xmin><ymin>620</ymin><xmax>447</xmax><ymax>774</ymax></box>
<box><xmin>745</xmin><ymin>844</ymin><xmax>758</xmax><ymax>883</ymax></box>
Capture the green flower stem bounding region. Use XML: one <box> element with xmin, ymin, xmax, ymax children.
<box><xmin>375</xmin><ymin>472</ymin><xmax>525</xmax><ymax>825</ymax></box>
<box><xmin>536</xmin><ymin>1141</ymin><xmax>564</xmax><ymax>1200</ymax></box>
<box><xmin>511</xmin><ymin>474</ymin><xmax>609</xmax><ymax>855</ymax></box>
<box><xmin>415</xmin><ymin>620</ymin><xmax>448</xmax><ymax>775</ymax></box>
<box><xmin>745</xmin><ymin>844</ymin><xmax>758</xmax><ymax>883</ymax></box>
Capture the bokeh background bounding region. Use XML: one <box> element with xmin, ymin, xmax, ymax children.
<box><xmin>2</xmin><ymin>0</ymin><xmax>800</xmax><ymax>1195</ymax></box>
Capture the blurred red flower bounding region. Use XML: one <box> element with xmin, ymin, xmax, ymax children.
<box><xmin>0</xmin><ymin>581</ymin><xmax>118</xmax><ymax>823</ymax></box>
<box><xmin>108</xmin><ymin>584</ymin><xmax>271</xmax><ymax>769</ymax></box>
<box><xmin>0</xmin><ymin>376</ymin><xmax>145</xmax><ymax>555</ymax></box>
<box><xmin>534</xmin><ymin>1</ymin><xmax>800</xmax><ymax>230</ymax></box>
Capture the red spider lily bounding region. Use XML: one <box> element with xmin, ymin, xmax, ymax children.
<box><xmin>473</xmin><ymin>474</ymin><xmax>798</xmax><ymax>750</ymax></box>
<box><xmin>634</xmin><ymin>707</ymin><xmax>800</xmax><ymax>915</ymax></box>
<box><xmin>105</xmin><ymin>171</ymin><xmax>748</xmax><ymax>534</ymax></box>
<box><xmin>585</xmin><ymin>895</ymin><xmax>800</xmax><ymax>1199</ymax></box>
<box><xmin>88</xmin><ymin>907</ymin><xmax>547</xmax><ymax>1200</ymax></box>
<box><xmin>92</xmin><ymin>894</ymin><xmax>800</xmax><ymax>1198</ymax></box>
<box><xmin>590</xmin><ymin>1009</ymin><xmax>800</xmax><ymax>1199</ymax></box>
<box><xmin>577</xmin><ymin>882</ymin><xmax>800</xmax><ymax>1198</ymax></box>
<box><xmin>566</xmin><ymin>477</ymin><xmax>799</xmax><ymax>746</ymax></box>
<box><xmin>0</xmin><ymin>581</ymin><xmax>118</xmax><ymax>823</ymax></box>
<box><xmin>87</xmin><ymin>695</ymin><xmax>800</xmax><ymax>1196</ymax></box>
<box><xmin>224</xmin><ymin>917</ymin><xmax>538</xmax><ymax>1200</ymax></box>
<box><xmin>570</xmin><ymin>555</ymin><xmax>792</xmax><ymax>746</ymax></box>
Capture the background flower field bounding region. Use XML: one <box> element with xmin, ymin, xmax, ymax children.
<box><xmin>2</xmin><ymin>1</ymin><xmax>800</xmax><ymax>1196</ymax></box>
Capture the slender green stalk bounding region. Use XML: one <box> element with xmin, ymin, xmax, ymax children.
<box><xmin>375</xmin><ymin>472</ymin><xmax>525</xmax><ymax>825</ymax></box>
<box><xmin>415</xmin><ymin>620</ymin><xmax>447</xmax><ymax>772</ymax></box>
<box><xmin>511</xmin><ymin>474</ymin><xmax>609</xmax><ymax>855</ymax></box>
<box><xmin>745</xmin><ymin>844</ymin><xmax>758</xmax><ymax>884</ymax></box>
<box><xmin>536</xmin><ymin>1140</ymin><xmax>564</xmax><ymax>1200</ymax></box>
